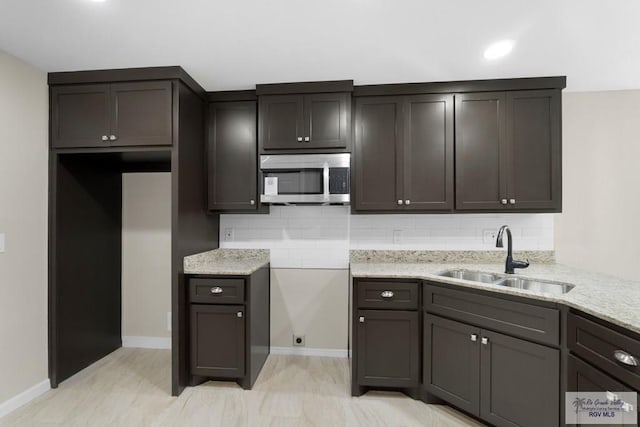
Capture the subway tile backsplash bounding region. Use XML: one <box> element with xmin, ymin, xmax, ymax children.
<box><xmin>219</xmin><ymin>206</ymin><xmax>554</xmax><ymax>269</ymax></box>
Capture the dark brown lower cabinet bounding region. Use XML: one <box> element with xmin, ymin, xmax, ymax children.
<box><xmin>356</xmin><ymin>310</ymin><xmax>420</xmax><ymax>389</ymax></box>
<box><xmin>567</xmin><ymin>354</ymin><xmax>637</xmax><ymax>427</ymax></box>
<box><xmin>188</xmin><ymin>267</ymin><xmax>270</xmax><ymax>390</ymax></box>
<box><xmin>191</xmin><ymin>304</ymin><xmax>245</xmax><ymax>378</ymax></box>
<box><xmin>424</xmin><ymin>314</ymin><xmax>560</xmax><ymax>427</ymax></box>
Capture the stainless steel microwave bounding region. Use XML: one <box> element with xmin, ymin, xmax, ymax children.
<box><xmin>259</xmin><ymin>153</ymin><xmax>350</xmax><ymax>205</ymax></box>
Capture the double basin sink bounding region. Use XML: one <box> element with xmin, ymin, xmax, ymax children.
<box><xmin>438</xmin><ymin>269</ymin><xmax>574</xmax><ymax>295</ymax></box>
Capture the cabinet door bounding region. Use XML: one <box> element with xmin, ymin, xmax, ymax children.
<box><xmin>480</xmin><ymin>329</ymin><xmax>560</xmax><ymax>427</ymax></box>
<box><xmin>303</xmin><ymin>93</ymin><xmax>349</xmax><ymax>149</ymax></box>
<box><xmin>109</xmin><ymin>81</ymin><xmax>173</xmax><ymax>146</ymax></box>
<box><xmin>424</xmin><ymin>314</ymin><xmax>480</xmax><ymax>415</ymax></box>
<box><xmin>506</xmin><ymin>90</ymin><xmax>562</xmax><ymax>211</ymax></box>
<box><xmin>51</xmin><ymin>84</ymin><xmax>110</xmax><ymax>148</ymax></box>
<box><xmin>208</xmin><ymin>101</ymin><xmax>258</xmax><ymax>211</ymax></box>
<box><xmin>567</xmin><ymin>355</ymin><xmax>636</xmax><ymax>427</ymax></box>
<box><xmin>357</xmin><ymin>309</ymin><xmax>419</xmax><ymax>388</ymax></box>
<box><xmin>455</xmin><ymin>92</ymin><xmax>508</xmax><ymax>210</ymax></box>
<box><xmin>260</xmin><ymin>95</ymin><xmax>304</xmax><ymax>150</ymax></box>
<box><xmin>403</xmin><ymin>94</ymin><xmax>454</xmax><ymax>211</ymax></box>
<box><xmin>354</xmin><ymin>97</ymin><xmax>403</xmax><ymax>211</ymax></box>
<box><xmin>190</xmin><ymin>304</ymin><xmax>245</xmax><ymax>378</ymax></box>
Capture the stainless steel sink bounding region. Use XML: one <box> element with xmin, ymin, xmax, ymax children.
<box><xmin>437</xmin><ymin>269</ymin><xmax>575</xmax><ymax>294</ymax></box>
<box><xmin>438</xmin><ymin>269</ymin><xmax>502</xmax><ymax>284</ymax></box>
<box><xmin>494</xmin><ymin>277</ymin><xmax>574</xmax><ymax>295</ymax></box>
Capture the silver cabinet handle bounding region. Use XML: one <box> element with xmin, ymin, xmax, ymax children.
<box><xmin>501</xmin><ymin>199</ymin><xmax>508</xmax><ymax>205</ymax></box>
<box><xmin>109</xmin><ymin>135</ymin><xmax>117</xmax><ymax>141</ymax></box>
<box><xmin>237</xmin><ymin>311</ymin><xmax>243</xmax><ymax>318</ymax></box>
<box><xmin>509</xmin><ymin>199</ymin><xmax>516</xmax><ymax>205</ymax></box>
<box><xmin>359</xmin><ymin>316</ymin><xmax>365</xmax><ymax>323</ymax></box>
<box><xmin>210</xmin><ymin>287</ymin><xmax>223</xmax><ymax>294</ymax></box>
<box><xmin>250</xmin><ymin>200</ymin><xmax>255</xmax><ymax>205</ymax></box>
<box><xmin>397</xmin><ymin>200</ymin><xmax>403</xmax><ymax>205</ymax></box>
<box><xmin>297</xmin><ymin>137</ymin><xmax>303</xmax><ymax>142</ymax></box>
<box><xmin>304</xmin><ymin>136</ymin><xmax>310</xmax><ymax>142</ymax></box>
<box><xmin>381</xmin><ymin>290</ymin><xmax>394</xmax><ymax>298</ymax></box>
<box><xmin>481</xmin><ymin>337</ymin><xmax>489</xmax><ymax>345</ymax></box>
<box><xmin>405</xmin><ymin>200</ymin><xmax>411</xmax><ymax>205</ymax></box>
<box><xmin>101</xmin><ymin>135</ymin><xmax>109</xmax><ymax>142</ymax></box>
<box><xmin>470</xmin><ymin>334</ymin><xmax>478</xmax><ymax>342</ymax></box>
<box><xmin>614</xmin><ymin>350</ymin><xmax>638</xmax><ymax>366</ymax></box>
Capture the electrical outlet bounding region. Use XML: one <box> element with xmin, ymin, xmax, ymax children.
<box><xmin>483</xmin><ymin>229</ymin><xmax>497</xmax><ymax>244</ymax></box>
<box><xmin>224</xmin><ymin>228</ymin><xmax>233</xmax><ymax>241</ymax></box>
<box><xmin>167</xmin><ymin>312</ymin><xmax>172</xmax><ymax>332</ymax></box>
<box><xmin>293</xmin><ymin>334</ymin><xmax>305</xmax><ymax>347</ymax></box>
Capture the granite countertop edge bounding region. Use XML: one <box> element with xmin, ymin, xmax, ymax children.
<box><xmin>183</xmin><ymin>248</ymin><xmax>270</xmax><ymax>276</ymax></box>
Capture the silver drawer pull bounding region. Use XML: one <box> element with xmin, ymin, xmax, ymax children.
<box><xmin>481</xmin><ymin>337</ymin><xmax>489</xmax><ymax>345</ymax></box>
<box><xmin>237</xmin><ymin>311</ymin><xmax>243</xmax><ymax>318</ymax></box>
<box><xmin>210</xmin><ymin>287</ymin><xmax>223</xmax><ymax>294</ymax></box>
<box><xmin>613</xmin><ymin>350</ymin><xmax>638</xmax><ymax>366</ymax></box>
<box><xmin>381</xmin><ymin>290</ymin><xmax>394</xmax><ymax>298</ymax></box>
<box><xmin>470</xmin><ymin>334</ymin><xmax>478</xmax><ymax>342</ymax></box>
<box><xmin>359</xmin><ymin>316</ymin><xmax>365</xmax><ymax>323</ymax></box>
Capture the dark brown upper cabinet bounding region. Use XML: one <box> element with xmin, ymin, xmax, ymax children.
<box><xmin>354</xmin><ymin>94</ymin><xmax>454</xmax><ymax>212</ymax></box>
<box><xmin>207</xmin><ymin>100</ymin><xmax>259</xmax><ymax>211</ymax></box>
<box><xmin>455</xmin><ymin>89</ymin><xmax>561</xmax><ymax>212</ymax></box>
<box><xmin>259</xmin><ymin>93</ymin><xmax>350</xmax><ymax>151</ymax></box>
<box><xmin>51</xmin><ymin>81</ymin><xmax>173</xmax><ymax>148</ymax></box>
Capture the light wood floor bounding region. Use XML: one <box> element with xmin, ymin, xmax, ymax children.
<box><xmin>1</xmin><ymin>349</ymin><xmax>485</xmax><ymax>426</ymax></box>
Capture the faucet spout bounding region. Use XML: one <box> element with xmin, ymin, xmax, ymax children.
<box><xmin>496</xmin><ymin>225</ymin><xmax>529</xmax><ymax>274</ymax></box>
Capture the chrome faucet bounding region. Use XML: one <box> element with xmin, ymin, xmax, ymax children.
<box><xmin>496</xmin><ymin>225</ymin><xmax>530</xmax><ymax>274</ymax></box>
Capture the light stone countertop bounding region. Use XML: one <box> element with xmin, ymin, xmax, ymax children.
<box><xmin>350</xmin><ymin>251</ymin><xmax>640</xmax><ymax>336</ymax></box>
<box><xmin>184</xmin><ymin>248</ymin><xmax>270</xmax><ymax>275</ymax></box>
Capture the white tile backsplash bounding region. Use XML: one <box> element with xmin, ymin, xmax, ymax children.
<box><xmin>220</xmin><ymin>207</ymin><xmax>554</xmax><ymax>268</ymax></box>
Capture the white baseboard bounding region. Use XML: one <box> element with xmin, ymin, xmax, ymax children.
<box><xmin>122</xmin><ymin>336</ymin><xmax>171</xmax><ymax>349</ymax></box>
<box><xmin>270</xmin><ymin>346</ymin><xmax>348</xmax><ymax>358</ymax></box>
<box><xmin>0</xmin><ymin>379</ymin><xmax>49</xmax><ymax>419</ymax></box>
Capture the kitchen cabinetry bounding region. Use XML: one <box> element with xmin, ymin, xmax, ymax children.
<box><xmin>351</xmin><ymin>279</ymin><xmax>421</xmax><ymax>396</ymax></box>
<box><xmin>207</xmin><ymin>99</ymin><xmax>260</xmax><ymax>211</ymax></box>
<box><xmin>188</xmin><ymin>267</ymin><xmax>270</xmax><ymax>390</ymax></box>
<box><xmin>51</xmin><ymin>81</ymin><xmax>173</xmax><ymax>148</ymax></box>
<box><xmin>259</xmin><ymin>92</ymin><xmax>350</xmax><ymax>151</ymax></box>
<box><xmin>353</xmin><ymin>94</ymin><xmax>454</xmax><ymax>212</ymax></box>
<box><xmin>422</xmin><ymin>283</ymin><xmax>561</xmax><ymax>426</ymax></box>
<box><xmin>455</xmin><ymin>89</ymin><xmax>561</xmax><ymax>212</ymax></box>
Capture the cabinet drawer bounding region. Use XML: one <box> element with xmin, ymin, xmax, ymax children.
<box><xmin>356</xmin><ymin>280</ymin><xmax>418</xmax><ymax>310</ymax></box>
<box><xmin>568</xmin><ymin>312</ymin><xmax>640</xmax><ymax>391</ymax></box>
<box><xmin>189</xmin><ymin>278</ymin><xmax>245</xmax><ymax>304</ymax></box>
<box><xmin>424</xmin><ymin>283</ymin><xmax>559</xmax><ymax>346</ymax></box>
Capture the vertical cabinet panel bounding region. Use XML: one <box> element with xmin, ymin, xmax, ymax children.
<box><xmin>190</xmin><ymin>304</ymin><xmax>245</xmax><ymax>378</ymax></box>
<box><xmin>259</xmin><ymin>95</ymin><xmax>304</xmax><ymax>150</ymax></box>
<box><xmin>424</xmin><ymin>314</ymin><xmax>480</xmax><ymax>415</ymax></box>
<box><xmin>404</xmin><ymin>94</ymin><xmax>454</xmax><ymax>210</ymax></box>
<box><xmin>357</xmin><ymin>309</ymin><xmax>420</xmax><ymax>388</ymax></box>
<box><xmin>480</xmin><ymin>329</ymin><xmax>560</xmax><ymax>427</ymax></box>
<box><xmin>110</xmin><ymin>81</ymin><xmax>173</xmax><ymax>146</ymax></box>
<box><xmin>51</xmin><ymin>84</ymin><xmax>110</xmax><ymax>148</ymax></box>
<box><xmin>208</xmin><ymin>101</ymin><xmax>258</xmax><ymax>211</ymax></box>
<box><xmin>455</xmin><ymin>92</ymin><xmax>507</xmax><ymax>210</ymax></box>
<box><xmin>507</xmin><ymin>90</ymin><xmax>561</xmax><ymax>210</ymax></box>
<box><xmin>354</xmin><ymin>97</ymin><xmax>403</xmax><ymax>210</ymax></box>
<box><xmin>304</xmin><ymin>93</ymin><xmax>349</xmax><ymax>149</ymax></box>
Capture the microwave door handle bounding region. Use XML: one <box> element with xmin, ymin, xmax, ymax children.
<box><xmin>323</xmin><ymin>163</ymin><xmax>330</xmax><ymax>202</ymax></box>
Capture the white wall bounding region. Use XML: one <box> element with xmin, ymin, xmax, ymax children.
<box><xmin>0</xmin><ymin>51</ymin><xmax>48</xmax><ymax>405</ymax></box>
<box><xmin>556</xmin><ymin>91</ymin><xmax>640</xmax><ymax>281</ymax></box>
<box><xmin>122</xmin><ymin>173</ymin><xmax>171</xmax><ymax>343</ymax></box>
<box><xmin>221</xmin><ymin>207</ymin><xmax>554</xmax><ymax>268</ymax></box>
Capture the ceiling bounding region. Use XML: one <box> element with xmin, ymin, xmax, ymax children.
<box><xmin>1</xmin><ymin>0</ymin><xmax>639</xmax><ymax>92</ymax></box>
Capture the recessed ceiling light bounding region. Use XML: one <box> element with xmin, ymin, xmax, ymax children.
<box><xmin>484</xmin><ymin>40</ymin><xmax>515</xmax><ymax>60</ymax></box>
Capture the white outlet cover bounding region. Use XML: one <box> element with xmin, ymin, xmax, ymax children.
<box><xmin>482</xmin><ymin>229</ymin><xmax>497</xmax><ymax>244</ymax></box>
<box><xmin>0</xmin><ymin>233</ymin><xmax>5</xmax><ymax>253</ymax></box>
<box><xmin>224</xmin><ymin>228</ymin><xmax>233</xmax><ymax>241</ymax></box>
